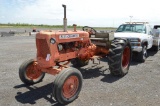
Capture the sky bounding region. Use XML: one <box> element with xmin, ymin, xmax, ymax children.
<box><xmin>0</xmin><ymin>0</ymin><xmax>160</xmax><ymax>27</ymax></box>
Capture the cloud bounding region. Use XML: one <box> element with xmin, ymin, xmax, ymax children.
<box><xmin>1</xmin><ymin>0</ymin><xmax>160</xmax><ymax>27</ymax></box>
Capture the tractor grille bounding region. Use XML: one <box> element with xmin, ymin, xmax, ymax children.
<box><xmin>36</xmin><ymin>39</ymin><xmax>50</xmax><ymax>59</ymax></box>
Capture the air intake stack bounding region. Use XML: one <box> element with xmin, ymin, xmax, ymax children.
<box><xmin>62</xmin><ymin>4</ymin><xmax>67</xmax><ymax>32</ymax></box>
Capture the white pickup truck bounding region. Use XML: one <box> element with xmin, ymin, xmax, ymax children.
<box><xmin>114</xmin><ymin>22</ymin><xmax>160</xmax><ymax>62</ymax></box>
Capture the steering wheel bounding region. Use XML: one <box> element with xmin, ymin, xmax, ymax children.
<box><xmin>82</xmin><ymin>26</ymin><xmax>97</xmax><ymax>34</ymax></box>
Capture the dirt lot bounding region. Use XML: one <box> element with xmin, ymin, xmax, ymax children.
<box><xmin>0</xmin><ymin>36</ymin><xmax>160</xmax><ymax>106</ymax></box>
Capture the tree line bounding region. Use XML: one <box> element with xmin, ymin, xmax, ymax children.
<box><xmin>0</xmin><ymin>23</ymin><xmax>82</xmax><ymax>28</ymax></box>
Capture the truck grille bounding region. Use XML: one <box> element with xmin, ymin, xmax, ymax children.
<box><xmin>36</xmin><ymin>39</ymin><xmax>50</xmax><ymax>59</ymax></box>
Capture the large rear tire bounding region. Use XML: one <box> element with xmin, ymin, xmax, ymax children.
<box><xmin>108</xmin><ymin>39</ymin><xmax>132</xmax><ymax>76</ymax></box>
<box><xmin>19</xmin><ymin>59</ymin><xmax>45</xmax><ymax>85</ymax></box>
<box><xmin>52</xmin><ymin>67</ymin><xmax>83</xmax><ymax>105</ymax></box>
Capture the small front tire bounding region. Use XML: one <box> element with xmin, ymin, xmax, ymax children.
<box><xmin>53</xmin><ymin>67</ymin><xmax>83</xmax><ymax>105</ymax></box>
<box><xmin>19</xmin><ymin>59</ymin><xmax>45</xmax><ymax>85</ymax></box>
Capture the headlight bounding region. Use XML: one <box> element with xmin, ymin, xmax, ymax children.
<box><xmin>58</xmin><ymin>44</ymin><xmax>63</xmax><ymax>51</ymax></box>
<box><xmin>130</xmin><ymin>38</ymin><xmax>141</xmax><ymax>46</ymax></box>
<box><xmin>50</xmin><ymin>38</ymin><xmax>56</xmax><ymax>44</ymax></box>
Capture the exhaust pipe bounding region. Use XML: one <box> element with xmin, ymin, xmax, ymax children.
<box><xmin>62</xmin><ymin>4</ymin><xmax>67</xmax><ymax>32</ymax></box>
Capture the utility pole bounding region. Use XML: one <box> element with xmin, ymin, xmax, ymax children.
<box><xmin>113</xmin><ymin>19</ymin><xmax>114</xmax><ymax>28</ymax></box>
<box><xmin>129</xmin><ymin>16</ymin><xmax>133</xmax><ymax>23</ymax></box>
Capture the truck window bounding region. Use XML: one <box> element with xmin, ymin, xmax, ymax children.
<box><xmin>116</xmin><ymin>24</ymin><xmax>146</xmax><ymax>33</ymax></box>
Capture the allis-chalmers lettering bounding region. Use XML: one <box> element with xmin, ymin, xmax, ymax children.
<box><xmin>59</xmin><ymin>34</ymin><xmax>79</xmax><ymax>39</ymax></box>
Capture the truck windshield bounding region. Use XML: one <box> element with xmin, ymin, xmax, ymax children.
<box><xmin>116</xmin><ymin>24</ymin><xmax>146</xmax><ymax>33</ymax></box>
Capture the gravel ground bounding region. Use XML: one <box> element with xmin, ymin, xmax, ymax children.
<box><xmin>0</xmin><ymin>36</ymin><xmax>160</xmax><ymax>106</ymax></box>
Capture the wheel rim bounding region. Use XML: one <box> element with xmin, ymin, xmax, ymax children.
<box><xmin>26</xmin><ymin>63</ymin><xmax>42</xmax><ymax>80</ymax></box>
<box><xmin>143</xmin><ymin>46</ymin><xmax>147</xmax><ymax>59</ymax></box>
<box><xmin>62</xmin><ymin>76</ymin><xmax>79</xmax><ymax>99</ymax></box>
<box><xmin>122</xmin><ymin>46</ymin><xmax>130</xmax><ymax>69</ymax></box>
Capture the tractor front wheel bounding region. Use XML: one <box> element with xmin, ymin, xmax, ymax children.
<box><xmin>19</xmin><ymin>59</ymin><xmax>45</xmax><ymax>85</ymax></box>
<box><xmin>108</xmin><ymin>39</ymin><xmax>132</xmax><ymax>76</ymax></box>
<box><xmin>52</xmin><ymin>67</ymin><xmax>83</xmax><ymax>105</ymax></box>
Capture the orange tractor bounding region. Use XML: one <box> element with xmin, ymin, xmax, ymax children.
<box><xmin>19</xmin><ymin>5</ymin><xmax>132</xmax><ymax>105</ymax></box>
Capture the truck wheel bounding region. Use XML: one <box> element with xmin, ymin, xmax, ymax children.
<box><xmin>19</xmin><ymin>59</ymin><xmax>45</xmax><ymax>85</ymax></box>
<box><xmin>108</xmin><ymin>39</ymin><xmax>132</xmax><ymax>76</ymax></box>
<box><xmin>137</xmin><ymin>45</ymin><xmax>147</xmax><ymax>62</ymax></box>
<box><xmin>71</xmin><ymin>58</ymin><xmax>89</xmax><ymax>67</ymax></box>
<box><xmin>53</xmin><ymin>67</ymin><xmax>83</xmax><ymax>105</ymax></box>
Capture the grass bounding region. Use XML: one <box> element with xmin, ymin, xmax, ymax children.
<box><xmin>0</xmin><ymin>23</ymin><xmax>117</xmax><ymax>31</ymax></box>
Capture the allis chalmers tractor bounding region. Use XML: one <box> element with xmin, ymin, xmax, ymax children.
<box><xmin>19</xmin><ymin>5</ymin><xmax>132</xmax><ymax>105</ymax></box>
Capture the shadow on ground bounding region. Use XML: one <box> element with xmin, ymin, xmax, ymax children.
<box><xmin>14</xmin><ymin>73</ymin><xmax>122</xmax><ymax>106</ymax></box>
<box><xmin>78</xmin><ymin>63</ymin><xmax>123</xmax><ymax>83</ymax></box>
<box><xmin>131</xmin><ymin>50</ymin><xmax>158</xmax><ymax>65</ymax></box>
<box><xmin>14</xmin><ymin>63</ymin><xmax>122</xmax><ymax>106</ymax></box>
<box><xmin>147</xmin><ymin>49</ymin><xmax>158</xmax><ymax>56</ymax></box>
<box><xmin>14</xmin><ymin>83</ymin><xmax>65</xmax><ymax>106</ymax></box>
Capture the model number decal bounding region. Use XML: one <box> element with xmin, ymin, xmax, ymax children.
<box><xmin>59</xmin><ymin>34</ymin><xmax>79</xmax><ymax>39</ymax></box>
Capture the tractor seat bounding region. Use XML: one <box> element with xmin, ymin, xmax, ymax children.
<box><xmin>95</xmin><ymin>32</ymin><xmax>109</xmax><ymax>38</ymax></box>
<box><xmin>90</xmin><ymin>31</ymin><xmax>114</xmax><ymax>42</ymax></box>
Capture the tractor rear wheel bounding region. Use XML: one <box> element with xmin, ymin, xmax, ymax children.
<box><xmin>108</xmin><ymin>39</ymin><xmax>132</xmax><ymax>76</ymax></box>
<box><xmin>19</xmin><ymin>59</ymin><xmax>45</xmax><ymax>85</ymax></box>
<box><xmin>52</xmin><ymin>67</ymin><xmax>83</xmax><ymax>105</ymax></box>
<box><xmin>71</xmin><ymin>58</ymin><xmax>89</xmax><ymax>67</ymax></box>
